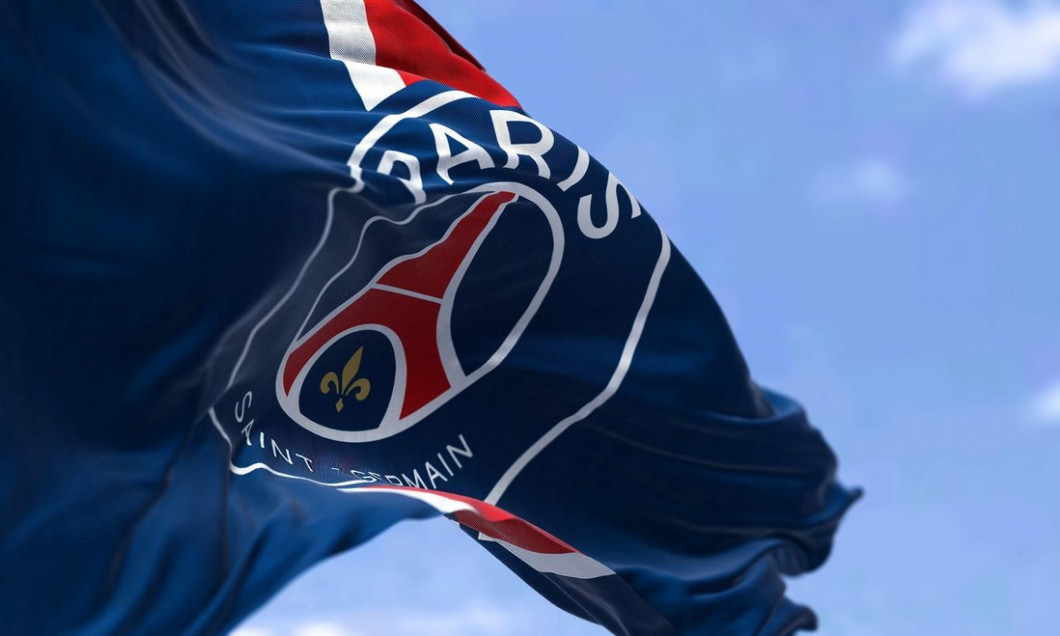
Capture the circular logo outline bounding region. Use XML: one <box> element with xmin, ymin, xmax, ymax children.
<box><xmin>275</xmin><ymin>181</ymin><xmax>565</xmax><ymax>443</ymax></box>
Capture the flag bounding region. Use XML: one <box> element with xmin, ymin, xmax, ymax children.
<box><xmin>0</xmin><ymin>1</ymin><xmax>858</xmax><ymax>634</ymax></box>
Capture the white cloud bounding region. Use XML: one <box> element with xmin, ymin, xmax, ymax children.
<box><xmin>393</xmin><ymin>602</ymin><xmax>511</xmax><ymax>635</ymax></box>
<box><xmin>1030</xmin><ymin>380</ymin><xmax>1060</xmax><ymax>425</ymax></box>
<box><xmin>293</xmin><ymin>623</ymin><xmax>357</xmax><ymax>636</ymax></box>
<box><xmin>231</xmin><ymin>629</ymin><xmax>272</xmax><ymax>636</ymax></box>
<box><xmin>810</xmin><ymin>158</ymin><xmax>908</xmax><ymax>206</ymax></box>
<box><xmin>251</xmin><ymin>603</ymin><xmax>515</xmax><ymax>636</ymax></box>
<box><xmin>890</xmin><ymin>0</ymin><xmax>1060</xmax><ymax>98</ymax></box>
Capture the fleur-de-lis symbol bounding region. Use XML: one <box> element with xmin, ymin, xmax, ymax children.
<box><xmin>320</xmin><ymin>346</ymin><xmax>371</xmax><ymax>412</ymax></box>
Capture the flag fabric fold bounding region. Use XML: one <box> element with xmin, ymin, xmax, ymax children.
<box><xmin>0</xmin><ymin>1</ymin><xmax>857</xmax><ymax>634</ymax></box>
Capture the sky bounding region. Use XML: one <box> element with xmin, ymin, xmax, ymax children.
<box><xmin>236</xmin><ymin>1</ymin><xmax>1060</xmax><ymax>634</ymax></box>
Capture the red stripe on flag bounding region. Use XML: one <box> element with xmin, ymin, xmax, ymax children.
<box><xmin>451</xmin><ymin>511</ymin><xmax>574</xmax><ymax>555</ymax></box>
<box><xmin>366</xmin><ymin>485</ymin><xmax>578</xmax><ymax>554</ymax></box>
<box><xmin>363</xmin><ymin>0</ymin><xmax>521</xmax><ymax>108</ymax></box>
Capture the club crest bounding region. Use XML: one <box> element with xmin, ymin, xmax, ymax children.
<box><xmin>276</xmin><ymin>185</ymin><xmax>564</xmax><ymax>443</ymax></box>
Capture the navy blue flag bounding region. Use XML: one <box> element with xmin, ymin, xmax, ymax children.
<box><xmin>0</xmin><ymin>1</ymin><xmax>858</xmax><ymax>634</ymax></box>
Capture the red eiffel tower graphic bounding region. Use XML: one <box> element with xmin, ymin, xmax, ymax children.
<box><xmin>282</xmin><ymin>191</ymin><xmax>516</xmax><ymax>419</ymax></box>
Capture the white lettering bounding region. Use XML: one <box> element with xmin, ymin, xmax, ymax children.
<box><xmin>378</xmin><ymin>150</ymin><xmax>426</xmax><ymax>204</ymax></box>
<box><xmin>240</xmin><ymin>419</ymin><xmax>255</xmax><ymax>446</ymax></box>
<box><xmin>350</xmin><ymin>469</ymin><xmax>375</xmax><ymax>482</ymax></box>
<box><xmin>491</xmin><ymin>110</ymin><xmax>554</xmax><ymax>179</ymax></box>
<box><xmin>446</xmin><ymin>434</ymin><xmax>473</xmax><ymax>469</ymax></box>
<box><xmin>437</xmin><ymin>452</ymin><xmax>454</xmax><ymax>477</ymax></box>
<box><xmin>577</xmin><ymin>172</ymin><xmax>642</xmax><ymax>239</ymax></box>
<box><xmin>430</xmin><ymin>123</ymin><xmax>495</xmax><ymax>184</ymax></box>
<box><xmin>606</xmin><ymin>172</ymin><xmax>641</xmax><ymax>220</ymax></box>
<box><xmin>425</xmin><ymin>461</ymin><xmax>448</xmax><ymax>489</ymax></box>
<box><xmin>557</xmin><ymin>145</ymin><xmax>590</xmax><ymax>192</ymax></box>
<box><xmin>234</xmin><ymin>391</ymin><xmax>252</xmax><ymax>423</ymax></box>
<box><xmin>402</xmin><ymin>469</ymin><xmax>428</xmax><ymax>489</ymax></box>
<box><xmin>576</xmin><ymin>194</ymin><xmax>612</xmax><ymax>239</ymax></box>
<box><xmin>295</xmin><ymin>453</ymin><xmax>314</xmax><ymax>472</ymax></box>
<box><xmin>271</xmin><ymin>439</ymin><xmax>293</xmax><ymax>465</ymax></box>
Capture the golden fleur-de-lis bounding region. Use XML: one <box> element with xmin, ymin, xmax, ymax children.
<box><xmin>320</xmin><ymin>346</ymin><xmax>371</xmax><ymax>412</ymax></box>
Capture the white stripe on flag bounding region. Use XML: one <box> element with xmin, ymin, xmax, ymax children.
<box><xmin>344</xmin><ymin>486</ymin><xmax>476</xmax><ymax>515</ymax></box>
<box><xmin>319</xmin><ymin>0</ymin><xmax>405</xmax><ymax>110</ymax></box>
<box><xmin>344</xmin><ymin>487</ymin><xmax>615</xmax><ymax>580</ymax></box>
<box><xmin>480</xmin><ymin>536</ymin><xmax>616</xmax><ymax>580</ymax></box>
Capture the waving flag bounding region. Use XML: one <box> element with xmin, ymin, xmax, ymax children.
<box><xmin>0</xmin><ymin>1</ymin><xmax>857</xmax><ymax>634</ymax></box>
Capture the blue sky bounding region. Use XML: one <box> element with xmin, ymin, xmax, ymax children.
<box><xmin>237</xmin><ymin>1</ymin><xmax>1060</xmax><ymax>633</ymax></box>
